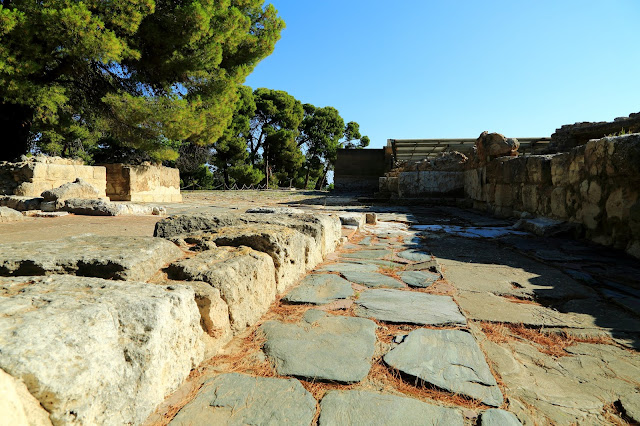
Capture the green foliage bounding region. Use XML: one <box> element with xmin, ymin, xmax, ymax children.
<box><xmin>0</xmin><ymin>0</ymin><xmax>284</xmax><ymax>161</ymax></box>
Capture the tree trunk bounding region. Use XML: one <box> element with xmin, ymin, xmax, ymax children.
<box><xmin>315</xmin><ymin>165</ymin><xmax>329</xmax><ymax>190</ymax></box>
<box><xmin>0</xmin><ymin>103</ymin><xmax>33</xmax><ymax>161</ymax></box>
<box><xmin>223</xmin><ymin>164</ymin><xmax>230</xmax><ymax>188</ymax></box>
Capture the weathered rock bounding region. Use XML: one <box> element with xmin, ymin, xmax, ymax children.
<box><xmin>0</xmin><ymin>275</ymin><xmax>204</xmax><ymax>425</ymax></box>
<box><xmin>620</xmin><ymin>393</ymin><xmax>640</xmax><ymax>423</ymax></box>
<box><xmin>41</xmin><ymin>178</ymin><xmax>104</xmax><ymax>202</ymax></box>
<box><xmin>384</xmin><ymin>329</ymin><xmax>503</xmax><ymax>406</ymax></box>
<box><xmin>397</xmin><ymin>249</ymin><xmax>432</xmax><ymax>262</ymax></box>
<box><xmin>318</xmin><ymin>390</ymin><xmax>463</xmax><ymax>426</ymax></box>
<box><xmin>245</xmin><ymin>206</ymin><xmax>305</xmax><ymax>215</ymax></box>
<box><xmin>283</xmin><ymin>273</ymin><xmax>354</xmax><ymax>304</ymax></box>
<box><xmin>181</xmin><ymin>225</ymin><xmax>311</xmax><ymax>293</ymax></box>
<box><xmin>366</xmin><ymin>212</ymin><xmax>377</xmax><ymax>224</ymax></box>
<box><xmin>340</xmin><ymin>271</ymin><xmax>405</xmax><ymax>289</ymax></box>
<box><xmin>513</xmin><ymin>217</ymin><xmax>576</xmax><ymax>237</ymax></box>
<box><xmin>0</xmin><ymin>206</ymin><xmax>24</xmax><ymax>222</ymax></box>
<box><xmin>155</xmin><ymin>212</ymin><xmax>341</xmax><ymax>263</ymax></box>
<box><xmin>480</xmin><ymin>409</ymin><xmax>522</xmax><ymax>426</ymax></box>
<box><xmin>399</xmin><ymin>270</ymin><xmax>440</xmax><ymax>287</ymax></box>
<box><xmin>476</xmin><ymin>131</ymin><xmax>519</xmax><ymax>160</ymax></box>
<box><xmin>0</xmin><ymin>235</ymin><xmax>183</xmax><ymax>282</ymax></box>
<box><xmin>260</xmin><ymin>310</ymin><xmax>377</xmax><ymax>383</ymax></box>
<box><xmin>168</xmin><ymin>246</ymin><xmax>276</xmax><ymax>334</ymax></box>
<box><xmin>62</xmin><ymin>198</ymin><xmax>165</xmax><ymax>216</ymax></box>
<box><xmin>318</xmin><ymin>262</ymin><xmax>379</xmax><ymax>274</ymax></box>
<box><xmin>0</xmin><ymin>195</ymin><xmax>42</xmax><ymax>211</ymax></box>
<box><xmin>355</xmin><ymin>289</ymin><xmax>466</xmax><ymax>325</ymax></box>
<box><xmin>339</xmin><ymin>212</ymin><xmax>366</xmax><ymax>228</ymax></box>
<box><xmin>170</xmin><ymin>373</ymin><xmax>316</xmax><ymax>426</ymax></box>
<box><xmin>0</xmin><ymin>369</ymin><xmax>52</xmax><ymax>426</ymax></box>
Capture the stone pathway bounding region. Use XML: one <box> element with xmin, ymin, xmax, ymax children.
<box><xmin>152</xmin><ymin>207</ymin><xmax>640</xmax><ymax>426</ymax></box>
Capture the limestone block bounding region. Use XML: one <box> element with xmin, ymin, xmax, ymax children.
<box><xmin>41</xmin><ymin>178</ymin><xmax>105</xmax><ymax>202</ymax></box>
<box><xmin>186</xmin><ymin>224</ymin><xmax>311</xmax><ymax>293</ymax></box>
<box><xmin>550</xmin><ymin>187</ymin><xmax>568</xmax><ymax>218</ymax></box>
<box><xmin>0</xmin><ymin>369</ymin><xmax>52</xmax><ymax>426</ymax></box>
<box><xmin>0</xmin><ymin>275</ymin><xmax>204</xmax><ymax>425</ymax></box>
<box><xmin>550</xmin><ymin>153</ymin><xmax>570</xmax><ymax>186</ymax></box>
<box><xmin>494</xmin><ymin>184</ymin><xmax>513</xmax><ymax>207</ymax></box>
<box><xmin>605</xmin><ymin>187</ymin><xmax>638</xmax><ymax>221</ymax></box>
<box><xmin>167</xmin><ymin>246</ymin><xmax>277</xmax><ymax>334</ymax></box>
<box><xmin>577</xmin><ymin>202</ymin><xmax>601</xmax><ymax>230</ymax></box>
<box><xmin>568</xmin><ymin>152</ymin><xmax>586</xmax><ymax>185</ymax></box>
<box><xmin>398</xmin><ymin>171</ymin><xmax>420</xmax><ymax>196</ymax></box>
<box><xmin>339</xmin><ymin>212</ymin><xmax>366</xmax><ymax>229</ymax></box>
<box><xmin>0</xmin><ymin>235</ymin><xmax>183</xmax><ymax>282</ymax></box>
<box><xmin>526</xmin><ymin>155</ymin><xmax>553</xmax><ymax>185</ymax></box>
<box><xmin>0</xmin><ymin>195</ymin><xmax>42</xmax><ymax>211</ymax></box>
<box><xmin>0</xmin><ymin>206</ymin><xmax>25</xmax><ymax>222</ymax></box>
<box><xmin>521</xmin><ymin>185</ymin><xmax>539</xmax><ymax>213</ymax></box>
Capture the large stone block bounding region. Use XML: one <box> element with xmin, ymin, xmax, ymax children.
<box><xmin>0</xmin><ymin>235</ymin><xmax>183</xmax><ymax>282</ymax></box>
<box><xmin>526</xmin><ymin>155</ymin><xmax>553</xmax><ymax>185</ymax></box>
<box><xmin>0</xmin><ymin>275</ymin><xmax>204</xmax><ymax>425</ymax></box>
<box><xmin>0</xmin><ymin>369</ymin><xmax>52</xmax><ymax>426</ymax></box>
<box><xmin>167</xmin><ymin>246</ymin><xmax>277</xmax><ymax>334</ymax></box>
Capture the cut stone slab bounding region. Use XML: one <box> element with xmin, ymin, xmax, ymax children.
<box><xmin>62</xmin><ymin>198</ymin><xmax>165</xmax><ymax>216</ymax></box>
<box><xmin>318</xmin><ymin>390</ymin><xmax>463</xmax><ymax>426</ymax></box>
<box><xmin>182</xmin><ymin>224</ymin><xmax>312</xmax><ymax>293</ymax></box>
<box><xmin>342</xmin><ymin>249</ymin><xmax>393</xmax><ymax>260</ymax></box>
<box><xmin>168</xmin><ymin>246</ymin><xmax>276</xmax><ymax>334</ymax></box>
<box><xmin>283</xmin><ymin>273</ymin><xmax>354</xmax><ymax>304</ymax></box>
<box><xmin>0</xmin><ymin>235</ymin><xmax>183</xmax><ymax>282</ymax></box>
<box><xmin>260</xmin><ymin>310</ymin><xmax>377</xmax><ymax>383</ymax></box>
<box><xmin>456</xmin><ymin>291</ymin><xmax>589</xmax><ymax>327</ymax></box>
<box><xmin>355</xmin><ymin>288</ymin><xmax>466</xmax><ymax>326</ymax></box>
<box><xmin>245</xmin><ymin>206</ymin><xmax>306</xmax><ymax>215</ymax></box>
<box><xmin>384</xmin><ymin>329</ymin><xmax>503</xmax><ymax>407</ymax></box>
<box><xmin>358</xmin><ymin>236</ymin><xmax>373</xmax><ymax>246</ymax></box>
<box><xmin>620</xmin><ymin>393</ymin><xmax>640</xmax><ymax>423</ymax></box>
<box><xmin>0</xmin><ymin>275</ymin><xmax>204</xmax><ymax>425</ymax></box>
<box><xmin>318</xmin><ymin>262</ymin><xmax>379</xmax><ymax>274</ymax></box>
<box><xmin>399</xmin><ymin>270</ymin><xmax>440</xmax><ymax>287</ymax></box>
<box><xmin>480</xmin><ymin>409</ymin><xmax>522</xmax><ymax>426</ymax></box>
<box><xmin>344</xmin><ymin>259</ymin><xmax>405</xmax><ymax>269</ymax></box>
<box><xmin>0</xmin><ymin>368</ymin><xmax>52</xmax><ymax>426</ymax></box>
<box><xmin>0</xmin><ymin>206</ymin><xmax>25</xmax><ymax>222</ymax></box>
<box><xmin>341</xmin><ymin>271</ymin><xmax>405</xmax><ymax>289</ymax></box>
<box><xmin>397</xmin><ymin>249</ymin><xmax>432</xmax><ymax>262</ymax></box>
<box><xmin>154</xmin><ymin>212</ymin><xmax>342</xmax><ymax>259</ymax></box>
<box><xmin>170</xmin><ymin>373</ymin><xmax>316</xmax><ymax>426</ymax></box>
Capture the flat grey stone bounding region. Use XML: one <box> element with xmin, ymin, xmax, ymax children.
<box><xmin>399</xmin><ymin>270</ymin><xmax>440</xmax><ymax>287</ymax></box>
<box><xmin>358</xmin><ymin>236</ymin><xmax>373</xmax><ymax>246</ymax></box>
<box><xmin>318</xmin><ymin>390</ymin><xmax>463</xmax><ymax>426</ymax></box>
<box><xmin>404</xmin><ymin>259</ymin><xmax>441</xmax><ymax>273</ymax></box>
<box><xmin>283</xmin><ymin>274</ymin><xmax>354</xmax><ymax>304</ymax></box>
<box><xmin>170</xmin><ymin>373</ymin><xmax>316</xmax><ymax>426</ymax></box>
<box><xmin>620</xmin><ymin>393</ymin><xmax>640</xmax><ymax>423</ymax></box>
<box><xmin>0</xmin><ymin>235</ymin><xmax>183</xmax><ymax>282</ymax></box>
<box><xmin>355</xmin><ymin>289</ymin><xmax>466</xmax><ymax>325</ymax></box>
<box><xmin>344</xmin><ymin>259</ymin><xmax>404</xmax><ymax>269</ymax></box>
<box><xmin>260</xmin><ymin>311</ymin><xmax>377</xmax><ymax>383</ymax></box>
<box><xmin>384</xmin><ymin>329</ymin><xmax>503</xmax><ymax>406</ymax></box>
<box><xmin>342</xmin><ymin>249</ymin><xmax>393</xmax><ymax>260</ymax></box>
<box><xmin>318</xmin><ymin>262</ymin><xmax>379</xmax><ymax>274</ymax></box>
<box><xmin>480</xmin><ymin>409</ymin><xmax>522</xmax><ymax>425</ymax></box>
<box><xmin>341</xmin><ymin>271</ymin><xmax>405</xmax><ymax>289</ymax></box>
<box><xmin>397</xmin><ymin>249</ymin><xmax>432</xmax><ymax>262</ymax></box>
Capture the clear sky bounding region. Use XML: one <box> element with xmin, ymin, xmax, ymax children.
<box><xmin>245</xmin><ymin>0</ymin><xmax>640</xmax><ymax>149</ymax></box>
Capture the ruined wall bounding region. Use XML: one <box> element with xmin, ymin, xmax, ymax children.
<box><xmin>334</xmin><ymin>148</ymin><xmax>389</xmax><ymax>192</ymax></box>
<box><xmin>549</xmin><ymin>112</ymin><xmax>640</xmax><ymax>152</ymax></box>
<box><xmin>105</xmin><ymin>163</ymin><xmax>182</xmax><ymax>203</ymax></box>
<box><xmin>0</xmin><ymin>156</ymin><xmax>106</xmax><ymax>197</ymax></box>
<box><xmin>465</xmin><ymin>134</ymin><xmax>640</xmax><ymax>257</ymax></box>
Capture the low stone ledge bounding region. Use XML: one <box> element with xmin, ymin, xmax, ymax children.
<box><xmin>0</xmin><ymin>275</ymin><xmax>204</xmax><ymax>425</ymax></box>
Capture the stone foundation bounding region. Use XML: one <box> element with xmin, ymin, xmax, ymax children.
<box><xmin>0</xmin><ymin>156</ymin><xmax>106</xmax><ymax>197</ymax></box>
<box><xmin>105</xmin><ymin>163</ymin><xmax>182</xmax><ymax>203</ymax></box>
<box><xmin>465</xmin><ymin>134</ymin><xmax>640</xmax><ymax>258</ymax></box>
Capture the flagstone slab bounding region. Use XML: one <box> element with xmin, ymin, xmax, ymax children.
<box><xmin>342</xmin><ymin>249</ymin><xmax>393</xmax><ymax>260</ymax></box>
<box><xmin>399</xmin><ymin>270</ymin><xmax>440</xmax><ymax>288</ymax></box>
<box><xmin>318</xmin><ymin>390</ymin><xmax>463</xmax><ymax>426</ymax></box>
<box><xmin>384</xmin><ymin>329</ymin><xmax>503</xmax><ymax>407</ymax></box>
<box><xmin>480</xmin><ymin>409</ymin><xmax>523</xmax><ymax>426</ymax></box>
<box><xmin>283</xmin><ymin>274</ymin><xmax>354</xmax><ymax>304</ymax></box>
<box><xmin>397</xmin><ymin>249</ymin><xmax>432</xmax><ymax>262</ymax></box>
<box><xmin>170</xmin><ymin>373</ymin><xmax>316</xmax><ymax>426</ymax></box>
<box><xmin>354</xmin><ymin>289</ymin><xmax>466</xmax><ymax>325</ymax></box>
<box><xmin>341</xmin><ymin>271</ymin><xmax>405</xmax><ymax>289</ymax></box>
<box><xmin>318</xmin><ymin>262</ymin><xmax>379</xmax><ymax>274</ymax></box>
<box><xmin>260</xmin><ymin>310</ymin><xmax>377</xmax><ymax>383</ymax></box>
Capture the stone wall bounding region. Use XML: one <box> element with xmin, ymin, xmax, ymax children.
<box><xmin>105</xmin><ymin>163</ymin><xmax>182</xmax><ymax>203</ymax></box>
<box><xmin>465</xmin><ymin>134</ymin><xmax>640</xmax><ymax>258</ymax></box>
<box><xmin>334</xmin><ymin>148</ymin><xmax>390</xmax><ymax>193</ymax></box>
<box><xmin>0</xmin><ymin>156</ymin><xmax>106</xmax><ymax>197</ymax></box>
<box><xmin>549</xmin><ymin>112</ymin><xmax>640</xmax><ymax>152</ymax></box>
<box><xmin>380</xmin><ymin>171</ymin><xmax>464</xmax><ymax>197</ymax></box>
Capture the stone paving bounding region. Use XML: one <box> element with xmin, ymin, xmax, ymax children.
<box><xmin>151</xmin><ymin>205</ymin><xmax>640</xmax><ymax>426</ymax></box>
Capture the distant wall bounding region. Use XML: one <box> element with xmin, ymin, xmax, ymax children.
<box><xmin>334</xmin><ymin>148</ymin><xmax>389</xmax><ymax>192</ymax></box>
<box><xmin>105</xmin><ymin>164</ymin><xmax>182</xmax><ymax>203</ymax></box>
<box><xmin>549</xmin><ymin>112</ymin><xmax>640</xmax><ymax>152</ymax></box>
<box><xmin>379</xmin><ymin>171</ymin><xmax>464</xmax><ymax>197</ymax></box>
<box><xmin>0</xmin><ymin>157</ymin><xmax>106</xmax><ymax>197</ymax></box>
<box><xmin>465</xmin><ymin>134</ymin><xmax>640</xmax><ymax>258</ymax></box>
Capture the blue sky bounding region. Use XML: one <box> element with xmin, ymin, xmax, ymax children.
<box><xmin>245</xmin><ymin>0</ymin><xmax>640</xmax><ymax>149</ymax></box>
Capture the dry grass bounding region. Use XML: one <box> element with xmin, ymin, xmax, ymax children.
<box><xmin>479</xmin><ymin>322</ymin><xmax>617</xmax><ymax>357</ymax></box>
<box><xmin>501</xmin><ymin>295</ymin><xmax>539</xmax><ymax>305</ymax></box>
